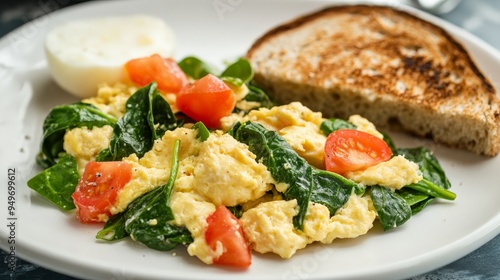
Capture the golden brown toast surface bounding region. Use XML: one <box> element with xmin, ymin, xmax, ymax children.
<box><xmin>247</xmin><ymin>5</ymin><xmax>500</xmax><ymax>155</ymax></box>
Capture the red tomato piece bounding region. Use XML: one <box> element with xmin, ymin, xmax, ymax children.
<box><xmin>176</xmin><ymin>74</ymin><xmax>235</xmax><ymax>128</ymax></box>
<box><xmin>205</xmin><ymin>205</ymin><xmax>251</xmax><ymax>268</ymax></box>
<box><xmin>324</xmin><ymin>129</ymin><xmax>392</xmax><ymax>175</ymax></box>
<box><xmin>124</xmin><ymin>54</ymin><xmax>188</xmax><ymax>93</ymax></box>
<box><xmin>72</xmin><ymin>161</ymin><xmax>132</xmax><ymax>223</ymax></box>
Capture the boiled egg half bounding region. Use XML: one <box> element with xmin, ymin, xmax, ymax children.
<box><xmin>45</xmin><ymin>15</ymin><xmax>176</xmax><ymax>98</ymax></box>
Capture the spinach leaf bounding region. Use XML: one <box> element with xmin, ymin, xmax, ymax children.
<box><xmin>321</xmin><ymin>119</ymin><xmax>398</xmax><ymax>154</ymax></box>
<box><xmin>398</xmin><ymin>187</ymin><xmax>436</xmax><ymax>215</ymax></box>
<box><xmin>370</xmin><ymin>186</ymin><xmax>412</xmax><ymax>231</ymax></box>
<box><xmin>178</xmin><ymin>56</ymin><xmax>253</xmax><ymax>87</ymax></box>
<box><xmin>124</xmin><ymin>139</ymin><xmax>192</xmax><ymax>251</ymax></box>
<box><xmin>102</xmin><ymin>83</ymin><xmax>178</xmax><ymax>161</ymax></box>
<box><xmin>370</xmin><ymin>146</ymin><xmax>454</xmax><ymax>227</ymax></box>
<box><xmin>396</xmin><ymin>187</ymin><xmax>436</xmax><ymax>215</ymax></box>
<box><xmin>395</xmin><ymin>147</ymin><xmax>455</xmax><ymax>212</ymax></box>
<box><xmin>381</xmin><ymin>132</ymin><xmax>397</xmax><ymax>154</ymax></box>
<box><xmin>178</xmin><ymin>56</ymin><xmax>272</xmax><ymax>114</ymax></box>
<box><xmin>409</xmin><ymin>197</ymin><xmax>435</xmax><ymax>215</ymax></box>
<box><xmin>396</xmin><ymin>188</ymin><xmax>429</xmax><ymax>206</ymax></box>
<box><xmin>354</xmin><ymin>184</ymin><xmax>367</xmax><ymax>196</ymax></box>
<box><xmin>231</xmin><ymin>83</ymin><xmax>274</xmax><ymax>115</ymax></box>
<box><xmin>320</xmin><ymin>118</ymin><xmax>356</xmax><ymax>135</ymax></box>
<box><xmin>227</xmin><ymin>205</ymin><xmax>244</xmax><ymax>219</ymax></box>
<box><xmin>228</xmin><ymin>121</ymin><xmax>312</xmax><ymax>229</ymax></box>
<box><xmin>193</xmin><ymin>122</ymin><xmax>210</xmax><ymax>142</ymax></box>
<box><xmin>178</xmin><ymin>56</ymin><xmax>215</xmax><ymax>79</ymax></box>
<box><xmin>97</xmin><ymin>123</ymin><xmax>209</xmax><ymax>241</ymax></box>
<box><xmin>36</xmin><ymin>102</ymin><xmax>116</xmax><ymax>168</ymax></box>
<box><xmin>95</xmin><ymin>148</ymin><xmax>112</xmax><ymax>162</ymax></box>
<box><xmin>360</xmin><ymin>141</ymin><xmax>455</xmax><ymax>219</ymax></box>
<box><xmin>244</xmin><ymin>84</ymin><xmax>274</xmax><ymax>108</ymax></box>
<box><xmin>27</xmin><ymin>154</ymin><xmax>79</xmax><ymax>210</ymax></box>
<box><xmin>149</xmin><ymin>91</ymin><xmax>178</xmax><ymax>139</ymax></box>
<box><xmin>406</xmin><ymin>179</ymin><xmax>456</xmax><ymax>200</ymax></box>
<box><xmin>229</xmin><ymin>121</ymin><xmax>354</xmax><ymax>229</ymax></box>
<box><xmin>220</xmin><ymin>58</ymin><xmax>253</xmax><ymax>87</ymax></box>
<box><xmin>96</xmin><ymin>212</ymin><xmax>128</xmax><ymax>241</ymax></box>
<box><xmin>310</xmin><ymin>169</ymin><xmax>356</xmax><ymax>214</ymax></box>
<box><xmin>396</xmin><ymin>147</ymin><xmax>451</xmax><ymax>189</ymax></box>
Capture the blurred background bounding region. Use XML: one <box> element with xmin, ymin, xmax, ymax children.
<box><xmin>2</xmin><ymin>0</ymin><xmax>500</xmax><ymax>49</ymax></box>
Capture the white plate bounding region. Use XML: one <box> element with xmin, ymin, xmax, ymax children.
<box><xmin>0</xmin><ymin>0</ymin><xmax>499</xmax><ymax>279</ymax></box>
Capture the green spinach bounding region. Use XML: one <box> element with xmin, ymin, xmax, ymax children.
<box><xmin>36</xmin><ymin>102</ymin><xmax>116</xmax><ymax>168</ymax></box>
<box><xmin>396</xmin><ymin>188</ymin><xmax>429</xmax><ymax>206</ymax></box>
<box><xmin>220</xmin><ymin>58</ymin><xmax>253</xmax><ymax>87</ymax></box>
<box><xmin>227</xmin><ymin>205</ymin><xmax>244</xmax><ymax>219</ymax></box>
<box><xmin>382</xmin><ymin>132</ymin><xmax>397</xmax><ymax>154</ymax></box>
<box><xmin>396</xmin><ymin>188</ymin><xmax>436</xmax><ymax>215</ymax></box>
<box><xmin>229</xmin><ymin>121</ymin><xmax>355</xmax><ymax>229</ymax></box>
<box><xmin>98</xmin><ymin>83</ymin><xmax>178</xmax><ymax>161</ymax></box>
<box><xmin>396</xmin><ymin>147</ymin><xmax>451</xmax><ymax>189</ymax></box>
<box><xmin>193</xmin><ymin>122</ymin><xmax>210</xmax><ymax>142</ymax></box>
<box><xmin>124</xmin><ymin>139</ymin><xmax>192</xmax><ymax>250</ymax></box>
<box><xmin>406</xmin><ymin>179</ymin><xmax>456</xmax><ymax>200</ymax></box>
<box><xmin>96</xmin><ymin>212</ymin><xmax>128</xmax><ymax>241</ymax></box>
<box><xmin>236</xmin><ymin>83</ymin><xmax>274</xmax><ymax>112</ymax></box>
<box><xmin>408</xmin><ymin>197</ymin><xmax>436</xmax><ymax>215</ymax></box>
<box><xmin>27</xmin><ymin>154</ymin><xmax>79</xmax><ymax>210</ymax></box>
<box><xmin>178</xmin><ymin>56</ymin><xmax>215</xmax><ymax>79</ymax></box>
<box><xmin>320</xmin><ymin>118</ymin><xmax>356</xmax><ymax>135</ymax></box>
<box><xmin>394</xmin><ymin>147</ymin><xmax>455</xmax><ymax>213</ymax></box>
<box><xmin>178</xmin><ymin>56</ymin><xmax>253</xmax><ymax>87</ymax></box>
<box><xmin>97</xmin><ymin>139</ymin><xmax>193</xmax><ymax>250</ymax></box>
<box><xmin>310</xmin><ymin>169</ymin><xmax>356</xmax><ymax>214</ymax></box>
<box><xmin>228</xmin><ymin>121</ymin><xmax>312</xmax><ymax>229</ymax></box>
<box><xmin>318</xmin><ymin>128</ymin><xmax>455</xmax><ymax>229</ymax></box>
<box><xmin>178</xmin><ymin>56</ymin><xmax>272</xmax><ymax>114</ymax></box>
<box><xmin>366</xmin><ymin>142</ymin><xmax>455</xmax><ymax>227</ymax></box>
<box><xmin>370</xmin><ymin>185</ymin><xmax>412</xmax><ymax>231</ymax></box>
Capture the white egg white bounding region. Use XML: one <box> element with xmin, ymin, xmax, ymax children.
<box><xmin>45</xmin><ymin>15</ymin><xmax>176</xmax><ymax>98</ymax></box>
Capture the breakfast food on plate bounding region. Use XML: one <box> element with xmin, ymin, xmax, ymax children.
<box><xmin>45</xmin><ymin>15</ymin><xmax>176</xmax><ymax>98</ymax></box>
<box><xmin>246</xmin><ymin>5</ymin><xmax>500</xmax><ymax>156</ymax></box>
<box><xmin>27</xmin><ymin>4</ymin><xmax>464</xmax><ymax>268</ymax></box>
<box><xmin>28</xmin><ymin>49</ymin><xmax>456</xmax><ymax>268</ymax></box>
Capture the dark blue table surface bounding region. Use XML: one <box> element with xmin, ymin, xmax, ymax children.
<box><xmin>1</xmin><ymin>0</ymin><xmax>499</xmax><ymax>279</ymax></box>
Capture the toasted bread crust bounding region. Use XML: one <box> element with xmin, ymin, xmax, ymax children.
<box><xmin>246</xmin><ymin>4</ymin><xmax>500</xmax><ymax>156</ymax></box>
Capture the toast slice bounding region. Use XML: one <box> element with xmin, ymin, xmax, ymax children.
<box><xmin>246</xmin><ymin>5</ymin><xmax>500</xmax><ymax>156</ymax></box>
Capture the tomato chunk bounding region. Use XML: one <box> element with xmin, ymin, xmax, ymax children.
<box><xmin>324</xmin><ymin>129</ymin><xmax>392</xmax><ymax>175</ymax></box>
<box><xmin>125</xmin><ymin>54</ymin><xmax>188</xmax><ymax>93</ymax></box>
<box><xmin>205</xmin><ymin>205</ymin><xmax>251</xmax><ymax>268</ymax></box>
<box><xmin>72</xmin><ymin>161</ymin><xmax>132</xmax><ymax>223</ymax></box>
<box><xmin>176</xmin><ymin>74</ymin><xmax>235</xmax><ymax>128</ymax></box>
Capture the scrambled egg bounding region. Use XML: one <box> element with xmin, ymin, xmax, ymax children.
<box><xmin>192</xmin><ymin>133</ymin><xmax>274</xmax><ymax>206</ymax></box>
<box><xmin>63</xmin><ymin>84</ymin><xmax>426</xmax><ymax>264</ymax></box>
<box><xmin>240</xmin><ymin>199</ymin><xmax>308</xmax><ymax>258</ymax></box>
<box><xmin>349</xmin><ymin>114</ymin><xmax>384</xmax><ymax>139</ymax></box>
<box><xmin>222</xmin><ymin>102</ymin><xmax>327</xmax><ymax>168</ymax></box>
<box><xmin>82</xmin><ymin>83</ymin><xmax>137</xmax><ymax>118</ymax></box>
<box><xmin>240</xmin><ymin>195</ymin><xmax>377</xmax><ymax>258</ymax></box>
<box><xmin>82</xmin><ymin>82</ymin><xmax>181</xmax><ymax>117</ymax></box>
<box><xmin>321</xmin><ymin>195</ymin><xmax>377</xmax><ymax>243</ymax></box>
<box><xmin>63</xmin><ymin>125</ymin><xmax>113</xmax><ymax>175</ymax></box>
<box><xmin>346</xmin><ymin>155</ymin><xmax>423</xmax><ymax>190</ymax></box>
<box><xmin>86</xmin><ymin>124</ymin><xmax>274</xmax><ymax>263</ymax></box>
<box><xmin>169</xmin><ymin>191</ymin><xmax>216</xmax><ymax>264</ymax></box>
<box><xmin>221</xmin><ymin>103</ymin><xmax>387</xmax><ymax>170</ymax></box>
